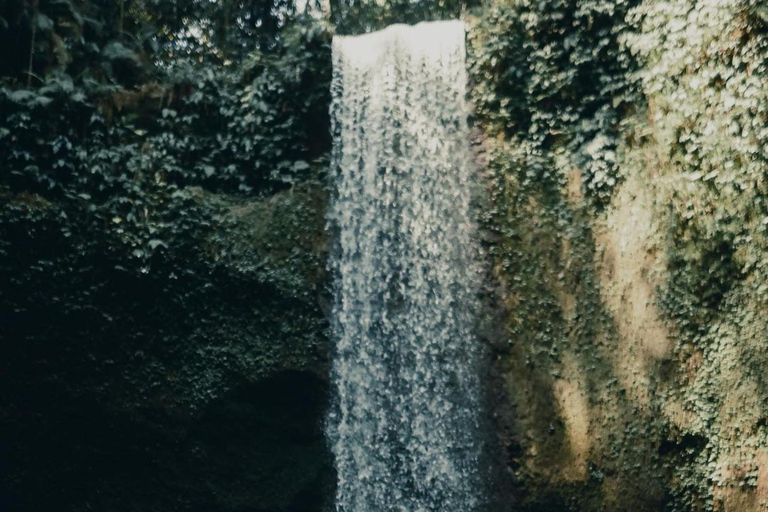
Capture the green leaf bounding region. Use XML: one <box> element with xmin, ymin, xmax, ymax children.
<box><xmin>34</xmin><ymin>13</ymin><xmax>54</xmax><ymax>32</ymax></box>
<box><xmin>34</xmin><ymin>96</ymin><xmax>54</xmax><ymax>107</ymax></box>
<box><xmin>103</xmin><ymin>42</ymin><xmax>139</xmax><ymax>63</ymax></box>
<box><xmin>9</xmin><ymin>90</ymin><xmax>34</xmax><ymax>103</ymax></box>
<box><xmin>50</xmin><ymin>0</ymin><xmax>84</xmax><ymax>26</ymax></box>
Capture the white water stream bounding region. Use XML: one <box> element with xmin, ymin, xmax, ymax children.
<box><xmin>327</xmin><ymin>20</ymin><xmax>482</xmax><ymax>512</ymax></box>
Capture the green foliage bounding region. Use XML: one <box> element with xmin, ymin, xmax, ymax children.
<box><xmin>147</xmin><ymin>18</ymin><xmax>333</xmax><ymax>193</ymax></box>
<box><xmin>0</xmin><ymin>16</ymin><xmax>331</xmax><ymax>200</ymax></box>
<box><xmin>661</xmin><ymin>217</ymin><xmax>741</xmax><ymax>335</ymax></box>
<box><xmin>468</xmin><ymin>0</ymin><xmax>638</xmax><ymax>206</ymax></box>
<box><xmin>625</xmin><ymin>0</ymin><xmax>768</xmax><ymax>315</ymax></box>
<box><xmin>471</xmin><ymin>2</ymin><xmax>768</xmax><ymax>512</ymax></box>
<box><xmin>329</xmin><ymin>0</ymin><xmax>478</xmax><ymax>35</ymax></box>
<box><xmin>0</xmin><ymin>17</ymin><xmax>334</xmax><ymax>492</ymax></box>
<box><xmin>619</xmin><ymin>7</ymin><xmax>768</xmax><ymax>509</ymax></box>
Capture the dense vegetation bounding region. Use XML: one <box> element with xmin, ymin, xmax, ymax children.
<box><xmin>468</xmin><ymin>1</ymin><xmax>768</xmax><ymax>511</ymax></box>
<box><xmin>0</xmin><ymin>1</ymin><xmax>338</xmax><ymax>510</ymax></box>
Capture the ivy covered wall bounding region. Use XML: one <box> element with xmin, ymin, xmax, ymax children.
<box><xmin>468</xmin><ymin>1</ymin><xmax>768</xmax><ymax>511</ymax></box>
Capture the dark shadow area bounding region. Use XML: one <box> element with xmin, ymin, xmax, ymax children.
<box><xmin>192</xmin><ymin>371</ymin><xmax>334</xmax><ymax>512</ymax></box>
<box><xmin>0</xmin><ymin>371</ymin><xmax>333</xmax><ymax>512</ymax></box>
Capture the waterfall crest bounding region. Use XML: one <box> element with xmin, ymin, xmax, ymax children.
<box><xmin>327</xmin><ymin>20</ymin><xmax>482</xmax><ymax>512</ymax></box>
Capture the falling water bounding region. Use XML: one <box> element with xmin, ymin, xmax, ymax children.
<box><xmin>327</xmin><ymin>20</ymin><xmax>482</xmax><ymax>512</ymax></box>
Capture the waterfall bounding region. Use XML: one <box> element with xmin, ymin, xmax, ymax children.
<box><xmin>327</xmin><ymin>20</ymin><xmax>482</xmax><ymax>512</ymax></box>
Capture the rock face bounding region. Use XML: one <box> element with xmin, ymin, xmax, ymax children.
<box><xmin>478</xmin><ymin>133</ymin><xmax>768</xmax><ymax>512</ymax></box>
<box><xmin>468</xmin><ymin>1</ymin><xmax>768</xmax><ymax>511</ymax></box>
<box><xmin>0</xmin><ymin>185</ymin><xmax>334</xmax><ymax>511</ymax></box>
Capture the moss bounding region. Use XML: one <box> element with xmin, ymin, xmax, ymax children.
<box><xmin>470</xmin><ymin>1</ymin><xmax>768</xmax><ymax>511</ymax></box>
<box><xmin>0</xmin><ymin>182</ymin><xmax>333</xmax><ymax>511</ymax></box>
